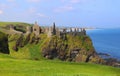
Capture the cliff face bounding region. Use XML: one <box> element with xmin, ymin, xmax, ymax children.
<box><xmin>0</xmin><ymin>32</ymin><xmax>9</xmax><ymax>54</ymax></box>
<box><xmin>42</xmin><ymin>35</ymin><xmax>104</xmax><ymax>64</ymax></box>
<box><xmin>9</xmin><ymin>33</ymin><xmax>40</xmax><ymax>51</ymax></box>
<box><xmin>8</xmin><ymin>32</ymin><xmax>104</xmax><ymax>64</ymax></box>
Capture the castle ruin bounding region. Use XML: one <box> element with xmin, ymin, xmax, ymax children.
<box><xmin>26</xmin><ymin>22</ymin><xmax>86</xmax><ymax>37</ymax></box>
<box><xmin>8</xmin><ymin>21</ymin><xmax>86</xmax><ymax>37</ymax></box>
<box><xmin>32</xmin><ymin>22</ymin><xmax>42</xmax><ymax>36</ymax></box>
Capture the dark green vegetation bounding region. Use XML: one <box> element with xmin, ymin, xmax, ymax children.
<box><xmin>0</xmin><ymin>54</ymin><xmax>120</xmax><ymax>76</ymax></box>
<box><xmin>0</xmin><ymin>31</ymin><xmax>9</xmax><ymax>54</ymax></box>
<box><xmin>0</xmin><ymin>22</ymin><xmax>120</xmax><ymax>76</ymax></box>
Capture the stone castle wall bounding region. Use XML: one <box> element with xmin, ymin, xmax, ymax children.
<box><xmin>9</xmin><ymin>22</ymin><xmax>86</xmax><ymax>37</ymax></box>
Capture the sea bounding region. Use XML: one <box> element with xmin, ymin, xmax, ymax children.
<box><xmin>86</xmin><ymin>28</ymin><xmax>120</xmax><ymax>60</ymax></box>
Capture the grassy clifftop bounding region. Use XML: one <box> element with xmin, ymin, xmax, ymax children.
<box><xmin>0</xmin><ymin>22</ymin><xmax>31</xmax><ymax>34</ymax></box>
<box><xmin>0</xmin><ymin>22</ymin><xmax>31</xmax><ymax>27</ymax></box>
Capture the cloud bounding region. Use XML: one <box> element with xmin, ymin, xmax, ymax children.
<box><xmin>7</xmin><ymin>0</ymin><xmax>15</xmax><ymax>2</ymax></box>
<box><xmin>55</xmin><ymin>0</ymin><xmax>81</xmax><ymax>13</ymax></box>
<box><xmin>54</xmin><ymin>5</ymin><xmax>74</xmax><ymax>13</ymax></box>
<box><xmin>27</xmin><ymin>0</ymin><xmax>41</xmax><ymax>2</ymax></box>
<box><xmin>0</xmin><ymin>4</ymin><xmax>7</xmax><ymax>9</ymax></box>
<box><xmin>28</xmin><ymin>7</ymin><xmax>36</xmax><ymax>13</ymax></box>
<box><xmin>0</xmin><ymin>10</ymin><xmax>3</xmax><ymax>14</ymax></box>
<box><xmin>37</xmin><ymin>13</ymin><xmax>48</xmax><ymax>18</ymax></box>
<box><xmin>60</xmin><ymin>0</ymin><xmax>67</xmax><ymax>2</ymax></box>
<box><xmin>70</xmin><ymin>0</ymin><xmax>80</xmax><ymax>3</ymax></box>
<box><xmin>60</xmin><ymin>0</ymin><xmax>81</xmax><ymax>3</ymax></box>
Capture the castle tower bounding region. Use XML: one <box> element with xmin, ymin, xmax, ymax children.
<box><xmin>77</xmin><ymin>28</ymin><xmax>79</xmax><ymax>32</ymax></box>
<box><xmin>35</xmin><ymin>21</ymin><xmax>37</xmax><ymax>25</ymax></box>
<box><xmin>70</xmin><ymin>28</ymin><xmax>72</xmax><ymax>32</ymax></box>
<box><xmin>74</xmin><ymin>28</ymin><xmax>77</xmax><ymax>32</ymax></box>
<box><xmin>52</xmin><ymin>22</ymin><xmax>56</xmax><ymax>35</ymax></box>
<box><xmin>9</xmin><ymin>25</ymin><xmax>14</xmax><ymax>31</ymax></box>
<box><xmin>32</xmin><ymin>21</ymin><xmax>41</xmax><ymax>36</ymax></box>
<box><xmin>26</xmin><ymin>26</ymin><xmax>32</xmax><ymax>34</ymax></box>
<box><xmin>47</xmin><ymin>27</ymin><xmax>52</xmax><ymax>37</ymax></box>
<box><xmin>47</xmin><ymin>22</ymin><xmax>57</xmax><ymax>37</ymax></box>
<box><xmin>82</xmin><ymin>28</ymin><xmax>86</xmax><ymax>35</ymax></box>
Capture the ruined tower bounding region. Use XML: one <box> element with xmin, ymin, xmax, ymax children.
<box><xmin>52</xmin><ymin>22</ymin><xmax>56</xmax><ymax>35</ymax></box>
<box><xmin>47</xmin><ymin>22</ymin><xmax>57</xmax><ymax>37</ymax></box>
<box><xmin>82</xmin><ymin>28</ymin><xmax>86</xmax><ymax>35</ymax></box>
<box><xmin>32</xmin><ymin>21</ymin><xmax>41</xmax><ymax>36</ymax></box>
<box><xmin>26</xmin><ymin>26</ymin><xmax>32</xmax><ymax>34</ymax></box>
<box><xmin>9</xmin><ymin>25</ymin><xmax>14</xmax><ymax>31</ymax></box>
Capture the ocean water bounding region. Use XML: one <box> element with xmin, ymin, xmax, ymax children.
<box><xmin>87</xmin><ymin>28</ymin><xmax>120</xmax><ymax>60</ymax></box>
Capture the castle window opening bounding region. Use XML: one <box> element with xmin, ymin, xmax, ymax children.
<box><xmin>34</xmin><ymin>29</ymin><xmax>36</xmax><ymax>31</ymax></box>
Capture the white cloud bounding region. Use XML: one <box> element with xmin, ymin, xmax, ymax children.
<box><xmin>60</xmin><ymin>0</ymin><xmax>81</xmax><ymax>3</ymax></box>
<box><xmin>0</xmin><ymin>10</ymin><xmax>3</xmax><ymax>14</ymax></box>
<box><xmin>28</xmin><ymin>7</ymin><xmax>36</xmax><ymax>13</ymax></box>
<box><xmin>54</xmin><ymin>5</ymin><xmax>74</xmax><ymax>13</ymax></box>
<box><xmin>60</xmin><ymin>0</ymin><xmax>67</xmax><ymax>2</ymax></box>
<box><xmin>70</xmin><ymin>0</ymin><xmax>80</xmax><ymax>3</ymax></box>
<box><xmin>0</xmin><ymin>4</ymin><xmax>7</xmax><ymax>9</ymax></box>
<box><xmin>55</xmin><ymin>0</ymin><xmax>81</xmax><ymax>13</ymax></box>
<box><xmin>7</xmin><ymin>0</ymin><xmax>15</xmax><ymax>2</ymax></box>
<box><xmin>37</xmin><ymin>13</ymin><xmax>48</xmax><ymax>18</ymax></box>
<box><xmin>27</xmin><ymin>0</ymin><xmax>41</xmax><ymax>2</ymax></box>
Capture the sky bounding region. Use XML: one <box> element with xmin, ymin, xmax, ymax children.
<box><xmin>0</xmin><ymin>0</ymin><xmax>120</xmax><ymax>28</ymax></box>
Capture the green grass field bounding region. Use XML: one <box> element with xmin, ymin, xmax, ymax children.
<box><xmin>0</xmin><ymin>21</ymin><xmax>31</xmax><ymax>34</ymax></box>
<box><xmin>0</xmin><ymin>22</ymin><xmax>31</xmax><ymax>26</ymax></box>
<box><xmin>0</xmin><ymin>54</ymin><xmax>120</xmax><ymax>76</ymax></box>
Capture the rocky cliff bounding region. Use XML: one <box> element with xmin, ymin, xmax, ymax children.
<box><xmin>0</xmin><ymin>22</ymin><xmax>117</xmax><ymax>65</ymax></box>
<box><xmin>9</xmin><ymin>33</ymin><xmax>104</xmax><ymax>64</ymax></box>
<box><xmin>0</xmin><ymin>32</ymin><xmax>9</xmax><ymax>54</ymax></box>
<box><xmin>42</xmin><ymin>35</ymin><xmax>104</xmax><ymax>64</ymax></box>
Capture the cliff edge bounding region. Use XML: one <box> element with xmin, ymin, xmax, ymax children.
<box><xmin>42</xmin><ymin>35</ymin><xmax>104</xmax><ymax>64</ymax></box>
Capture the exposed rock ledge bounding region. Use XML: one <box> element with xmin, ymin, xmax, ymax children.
<box><xmin>41</xmin><ymin>35</ymin><xmax>105</xmax><ymax>64</ymax></box>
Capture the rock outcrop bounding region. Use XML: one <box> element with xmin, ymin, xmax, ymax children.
<box><xmin>42</xmin><ymin>35</ymin><xmax>105</xmax><ymax>64</ymax></box>
<box><xmin>10</xmin><ymin>33</ymin><xmax>40</xmax><ymax>51</ymax></box>
<box><xmin>0</xmin><ymin>31</ymin><xmax>9</xmax><ymax>54</ymax></box>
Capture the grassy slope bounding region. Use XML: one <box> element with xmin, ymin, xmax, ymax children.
<box><xmin>0</xmin><ymin>22</ymin><xmax>31</xmax><ymax>27</ymax></box>
<box><xmin>0</xmin><ymin>22</ymin><xmax>31</xmax><ymax>34</ymax></box>
<box><xmin>0</xmin><ymin>54</ymin><xmax>120</xmax><ymax>76</ymax></box>
<box><xmin>9</xmin><ymin>34</ymin><xmax>48</xmax><ymax>59</ymax></box>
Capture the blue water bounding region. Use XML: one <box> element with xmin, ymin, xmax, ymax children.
<box><xmin>87</xmin><ymin>28</ymin><xmax>120</xmax><ymax>60</ymax></box>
